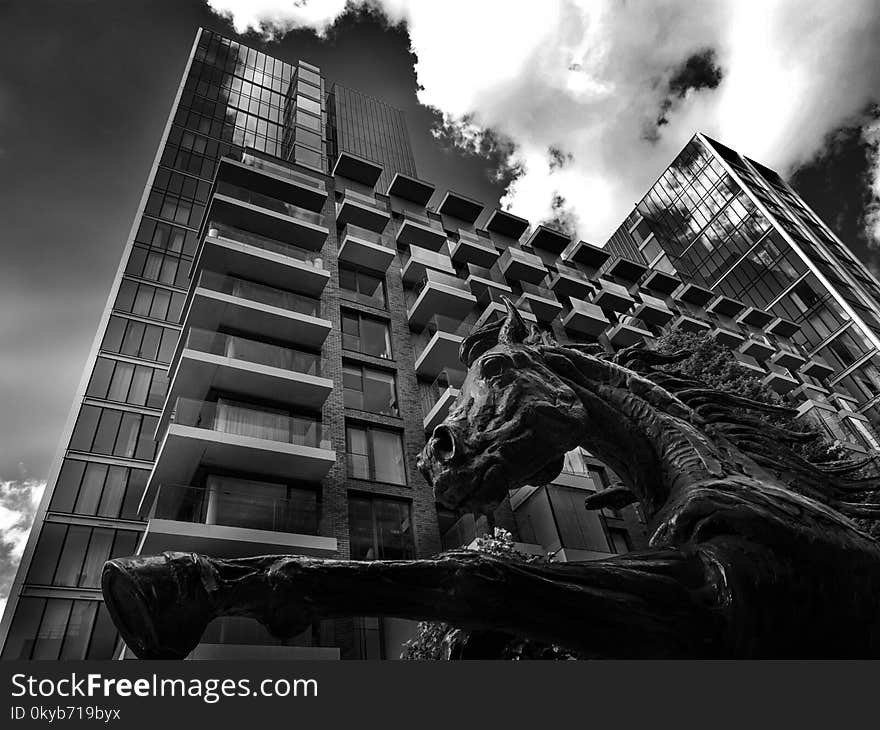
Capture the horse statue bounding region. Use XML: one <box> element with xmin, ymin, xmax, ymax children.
<box><xmin>102</xmin><ymin>299</ymin><xmax>880</xmax><ymax>658</ymax></box>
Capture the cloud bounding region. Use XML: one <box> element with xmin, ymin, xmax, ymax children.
<box><xmin>864</xmin><ymin>114</ymin><xmax>880</xmax><ymax>249</ymax></box>
<box><xmin>0</xmin><ymin>478</ymin><xmax>45</xmax><ymax>618</ymax></box>
<box><xmin>205</xmin><ymin>0</ymin><xmax>880</xmax><ymax>245</ymax></box>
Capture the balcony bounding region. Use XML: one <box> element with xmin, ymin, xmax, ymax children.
<box><xmin>401</xmin><ymin>245</ymin><xmax>455</xmax><ymax>286</ymax></box>
<box><xmin>395</xmin><ymin>210</ymin><xmax>447</xmax><ymax>250</ymax></box>
<box><xmin>335</xmin><ymin>189</ymin><xmax>391</xmax><ymax>233</ymax></box>
<box><xmin>211</xmin><ymin>181</ymin><xmax>329</xmax><ymax>250</ymax></box>
<box><xmin>710</xmin><ymin>324</ymin><xmax>746</xmax><ymax>348</ymax></box>
<box><xmin>217</xmin><ymin>152</ymin><xmax>328</xmax><ymax>212</ymax></box>
<box><xmin>640</xmin><ymin>269</ymin><xmax>682</xmax><ymax>295</ymax></box>
<box><xmin>145</xmin><ymin>398</ymin><xmax>336</xmax><ymax>514</ymax></box>
<box><xmin>767</xmin><ymin>317</ymin><xmax>801</xmax><ymax>338</ymax></box>
<box><xmin>671</xmin><ymin>314</ymin><xmax>711</xmax><ymax>333</ymax></box>
<box><xmin>771</xmin><ymin>342</ymin><xmax>807</xmax><ymax>370</ymax></box>
<box><xmin>632</xmin><ymin>293</ymin><xmax>674</xmax><ymax>325</ymax></box>
<box><xmin>486</xmin><ymin>209</ymin><xmax>529</xmax><ymax>239</ymax></box>
<box><xmin>800</xmin><ymin>354</ymin><xmax>835</xmax><ymax>380</ymax></box>
<box><xmin>739</xmin><ymin>335</ymin><xmax>775</xmax><ymax>360</ymax></box>
<box><xmin>607</xmin><ymin>317</ymin><xmax>653</xmax><ymax>348</ymax></box>
<box><xmin>414</xmin><ymin>316</ymin><xmax>469</xmax><ymax>380</ymax></box>
<box><xmin>332</xmin><ymin>151</ymin><xmax>383</xmax><ymax>187</ymax></box>
<box><xmin>407</xmin><ymin>270</ymin><xmax>477</xmax><ymax>328</ymax></box>
<box><xmin>387</xmin><ymin>172</ymin><xmax>435</xmax><ymax>206</ymax></box>
<box><xmin>199</xmin><ymin>222</ymin><xmax>329</xmax><ymax>296</ymax></box>
<box><xmin>438</xmin><ymin>191</ymin><xmax>483</xmax><ymax>223</ymax></box>
<box><xmin>736</xmin><ymin>307</ymin><xmax>775</xmax><ymax>329</ymax></box>
<box><xmin>466</xmin><ymin>271</ymin><xmax>513</xmax><ymax>303</ymax></box>
<box><xmin>141</xmin><ymin>482</ymin><xmax>337</xmax><ymax>558</ymax></box>
<box><xmin>475</xmin><ymin>289</ymin><xmax>537</xmax><ymax>331</ymax></box>
<box><xmin>562</xmin><ymin>298</ymin><xmax>609</xmax><ymax>337</ymax></box>
<box><xmin>186</xmin><ymin>271</ymin><xmax>331</xmax><ymax>349</ymax></box>
<box><xmin>567</xmin><ymin>240</ymin><xmax>610</xmax><ymax>271</ymax></box>
<box><xmin>602</xmin><ymin>256</ymin><xmax>648</xmax><ymax>282</ymax></box>
<box><xmin>449</xmin><ymin>229</ymin><xmax>500</xmax><ymax>267</ymax></box>
<box><xmin>526</xmin><ymin>225</ymin><xmax>570</xmax><ymax>254</ymax></box>
<box><xmin>164</xmin><ymin>329</ymin><xmax>332</xmax><ymax>424</ymax></box>
<box><xmin>763</xmin><ymin>364</ymin><xmax>799</xmax><ymax>394</ymax></box>
<box><xmin>733</xmin><ymin>351</ymin><xmax>766</xmax><ymax>375</ymax></box>
<box><xmin>673</xmin><ymin>282</ymin><xmax>714</xmax><ymax>307</ymax></box>
<box><xmin>516</xmin><ymin>282</ymin><xmax>562</xmax><ymax>323</ymax></box>
<box><xmin>590</xmin><ymin>279</ymin><xmax>635</xmax><ymax>313</ymax></box>
<box><xmin>706</xmin><ymin>295</ymin><xmax>746</xmax><ymax>318</ymax></box>
<box><xmin>337</xmin><ymin>224</ymin><xmax>396</xmax><ymax>272</ymax></box>
<box><xmin>498</xmin><ymin>246</ymin><xmax>548</xmax><ymax>284</ymax></box>
<box><xmin>422</xmin><ymin>368</ymin><xmax>466</xmax><ymax>433</ymax></box>
<box><xmin>549</xmin><ymin>266</ymin><xmax>592</xmax><ymax>300</ymax></box>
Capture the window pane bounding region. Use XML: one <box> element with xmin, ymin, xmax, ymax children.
<box><xmin>70</xmin><ymin>405</ymin><xmax>101</xmax><ymax>452</ymax></box>
<box><xmin>53</xmin><ymin>526</ymin><xmax>90</xmax><ymax>586</ymax></box>
<box><xmin>127</xmin><ymin>366</ymin><xmax>152</xmax><ymax>406</ymax></box>
<box><xmin>85</xmin><ymin>604</ymin><xmax>119</xmax><ymax>659</ymax></box>
<box><xmin>27</xmin><ymin>523</ymin><xmax>67</xmax><ymax>585</ymax></box>
<box><xmin>92</xmin><ymin>409</ymin><xmax>123</xmax><ymax>454</ymax></box>
<box><xmin>346</xmin><ymin>426</ymin><xmax>370</xmax><ymax>480</ymax></box>
<box><xmin>79</xmin><ymin>528</ymin><xmax>114</xmax><ymax>588</ymax></box>
<box><xmin>32</xmin><ymin>599</ymin><xmax>73</xmax><ymax>660</ymax></box>
<box><xmin>360</xmin><ymin>317</ymin><xmax>391</xmax><ymax>358</ymax></box>
<box><xmin>50</xmin><ymin>459</ymin><xmax>85</xmax><ymax>513</ymax></box>
<box><xmin>75</xmin><ymin>462</ymin><xmax>107</xmax><ymax>515</ymax></box>
<box><xmin>373</xmin><ymin>499</ymin><xmax>413</xmax><ymax>559</ymax></box>
<box><xmin>348</xmin><ymin>497</ymin><xmax>375</xmax><ymax>560</ymax></box>
<box><xmin>371</xmin><ymin>429</ymin><xmax>406</xmax><ymax>485</ymax></box>
<box><xmin>86</xmin><ymin>358</ymin><xmax>114</xmax><ymax>398</ymax></box>
<box><xmin>107</xmin><ymin>362</ymin><xmax>135</xmax><ymax>402</ymax></box>
<box><xmin>114</xmin><ymin>412</ymin><xmax>141</xmax><ymax>458</ymax></box>
<box><xmin>121</xmin><ymin>469</ymin><xmax>148</xmax><ymax>519</ymax></box>
<box><xmin>60</xmin><ymin>601</ymin><xmax>98</xmax><ymax>660</ymax></box>
<box><xmin>97</xmin><ymin>466</ymin><xmax>127</xmax><ymax>518</ymax></box>
<box><xmin>363</xmin><ymin>369</ymin><xmax>397</xmax><ymax>415</ymax></box>
<box><xmin>1</xmin><ymin>597</ymin><xmax>45</xmax><ymax>659</ymax></box>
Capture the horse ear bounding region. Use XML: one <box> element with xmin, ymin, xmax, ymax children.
<box><xmin>498</xmin><ymin>297</ymin><xmax>528</xmax><ymax>345</ymax></box>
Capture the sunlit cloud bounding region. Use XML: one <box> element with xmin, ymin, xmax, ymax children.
<box><xmin>0</xmin><ymin>478</ymin><xmax>45</xmax><ymax>618</ymax></box>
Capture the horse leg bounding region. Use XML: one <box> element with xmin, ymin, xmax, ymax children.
<box><xmin>102</xmin><ymin>547</ymin><xmax>729</xmax><ymax>659</ymax></box>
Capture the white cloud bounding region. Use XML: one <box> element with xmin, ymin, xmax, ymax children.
<box><xmin>206</xmin><ymin>0</ymin><xmax>880</xmax><ymax>244</ymax></box>
<box><xmin>864</xmin><ymin>117</ymin><xmax>880</xmax><ymax>249</ymax></box>
<box><xmin>0</xmin><ymin>478</ymin><xmax>45</xmax><ymax>616</ymax></box>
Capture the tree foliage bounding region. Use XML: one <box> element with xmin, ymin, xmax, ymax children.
<box><xmin>653</xmin><ymin>330</ymin><xmax>849</xmax><ymax>463</ymax></box>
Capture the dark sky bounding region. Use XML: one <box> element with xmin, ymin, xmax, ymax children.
<box><xmin>0</xmin><ymin>0</ymin><xmax>874</xmax><ymax>483</ymax></box>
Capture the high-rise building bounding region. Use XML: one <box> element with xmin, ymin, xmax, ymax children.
<box><xmin>3</xmin><ymin>31</ymin><xmax>877</xmax><ymax>661</ymax></box>
<box><xmin>606</xmin><ymin>133</ymin><xmax>880</xmax><ymax>448</ymax></box>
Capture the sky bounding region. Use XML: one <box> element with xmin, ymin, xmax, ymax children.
<box><xmin>1</xmin><ymin>0</ymin><xmax>880</xmax><ymax>611</ymax></box>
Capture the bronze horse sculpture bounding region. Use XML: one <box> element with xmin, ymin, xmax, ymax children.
<box><xmin>102</xmin><ymin>300</ymin><xmax>880</xmax><ymax>658</ymax></box>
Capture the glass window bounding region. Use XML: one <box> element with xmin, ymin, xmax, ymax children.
<box><xmin>60</xmin><ymin>601</ymin><xmax>99</xmax><ymax>660</ymax></box>
<box><xmin>343</xmin><ymin>364</ymin><xmax>398</xmax><ymax>415</ymax></box>
<box><xmin>31</xmin><ymin>599</ymin><xmax>73</xmax><ymax>660</ymax></box>
<box><xmin>345</xmin><ymin>425</ymin><xmax>406</xmax><ymax>485</ymax></box>
<box><xmin>27</xmin><ymin>523</ymin><xmax>67</xmax><ymax>585</ymax></box>
<box><xmin>348</xmin><ymin>496</ymin><xmax>414</xmax><ymax>560</ymax></box>
<box><xmin>341</xmin><ymin>310</ymin><xmax>392</xmax><ymax>359</ymax></box>
<box><xmin>339</xmin><ymin>266</ymin><xmax>386</xmax><ymax>308</ymax></box>
<box><xmin>295</xmin><ymin>94</ymin><xmax>320</xmax><ymax>115</ymax></box>
<box><xmin>295</xmin><ymin>110</ymin><xmax>321</xmax><ymax>132</ymax></box>
<box><xmin>294</xmin><ymin>144</ymin><xmax>322</xmax><ymax>169</ymax></box>
<box><xmin>295</xmin><ymin>127</ymin><xmax>322</xmax><ymax>149</ymax></box>
<box><xmin>1</xmin><ymin>597</ymin><xmax>45</xmax><ymax>659</ymax></box>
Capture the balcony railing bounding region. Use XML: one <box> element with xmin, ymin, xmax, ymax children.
<box><xmin>520</xmin><ymin>281</ymin><xmax>556</xmax><ymax>300</ymax></box>
<box><xmin>161</xmin><ymin>396</ymin><xmax>331</xmax><ymax>449</ymax></box>
<box><xmin>182</xmin><ymin>328</ymin><xmax>321</xmax><ymax>377</ymax></box>
<box><xmin>341</xmin><ymin>223</ymin><xmax>390</xmax><ymax>247</ymax></box>
<box><xmin>238</xmin><ymin>150</ymin><xmax>326</xmax><ymax>192</ymax></box>
<box><xmin>152</xmin><ymin>482</ymin><xmax>320</xmax><ymax>536</ymax></box>
<box><xmin>215</xmin><ymin>181</ymin><xmax>327</xmax><ymax>227</ymax></box>
<box><xmin>415</xmin><ymin>269</ymin><xmax>472</xmax><ymax>296</ymax></box>
<box><xmin>420</xmin><ymin>367</ymin><xmax>466</xmax><ymax>415</ymax></box>
<box><xmin>197</xmin><ymin>270</ymin><xmax>321</xmax><ymax>318</ymax></box>
<box><xmin>206</xmin><ymin>221</ymin><xmax>326</xmax><ymax>269</ymax></box>
<box><xmin>338</xmin><ymin>188</ymin><xmax>389</xmax><ymax>212</ymax></box>
<box><xmin>404</xmin><ymin>209</ymin><xmax>444</xmax><ymax>231</ymax></box>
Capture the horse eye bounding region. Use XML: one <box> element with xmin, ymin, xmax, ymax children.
<box><xmin>481</xmin><ymin>356</ymin><xmax>509</xmax><ymax>379</ymax></box>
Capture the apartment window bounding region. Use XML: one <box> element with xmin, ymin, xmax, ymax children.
<box><xmin>101</xmin><ymin>315</ymin><xmax>177</xmax><ymax>363</ymax></box>
<box><xmin>49</xmin><ymin>459</ymin><xmax>147</xmax><ymax>520</ymax></box>
<box><xmin>69</xmin><ymin>405</ymin><xmax>158</xmax><ymax>461</ymax></box>
<box><xmin>345</xmin><ymin>424</ymin><xmax>406</xmax><ymax>485</ymax></box>
<box><xmin>1</xmin><ymin>598</ymin><xmax>119</xmax><ymax>660</ymax></box>
<box><xmin>348</xmin><ymin>495</ymin><xmax>414</xmax><ymax>560</ymax></box>
<box><xmin>27</xmin><ymin>524</ymin><xmax>139</xmax><ymax>589</ymax></box>
<box><xmin>608</xmin><ymin>528</ymin><xmax>631</xmax><ymax>554</ymax></box>
<box><xmin>339</xmin><ymin>266</ymin><xmax>386</xmax><ymax>308</ymax></box>
<box><xmin>343</xmin><ymin>364</ymin><xmax>398</xmax><ymax>415</ymax></box>
<box><xmin>115</xmin><ymin>280</ymin><xmax>186</xmax><ymax>323</ymax></box>
<box><xmin>294</xmin><ymin>144</ymin><xmax>322</xmax><ymax>169</ymax></box>
<box><xmin>86</xmin><ymin>357</ymin><xmax>168</xmax><ymax>408</ymax></box>
<box><xmin>295</xmin><ymin>94</ymin><xmax>321</xmax><ymax>115</ymax></box>
<box><xmin>341</xmin><ymin>311</ymin><xmax>392</xmax><ymax>359</ymax></box>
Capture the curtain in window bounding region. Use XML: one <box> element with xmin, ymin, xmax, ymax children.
<box><xmin>214</xmin><ymin>398</ymin><xmax>289</xmax><ymax>442</ymax></box>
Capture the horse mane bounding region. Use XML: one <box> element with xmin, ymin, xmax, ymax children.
<box><xmin>607</xmin><ymin>343</ymin><xmax>880</xmax><ymax>519</ymax></box>
<box><xmin>459</xmin><ymin>315</ymin><xmax>880</xmax><ymax>520</ymax></box>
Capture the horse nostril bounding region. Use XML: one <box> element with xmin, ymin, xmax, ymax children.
<box><xmin>430</xmin><ymin>425</ymin><xmax>457</xmax><ymax>463</ymax></box>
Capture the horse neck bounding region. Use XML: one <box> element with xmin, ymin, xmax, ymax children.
<box><xmin>564</xmin><ymin>365</ymin><xmax>732</xmax><ymax>519</ymax></box>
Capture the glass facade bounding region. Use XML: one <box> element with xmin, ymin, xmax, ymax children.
<box><xmin>608</xmin><ymin>133</ymin><xmax>880</xmax><ymax>431</ymax></box>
